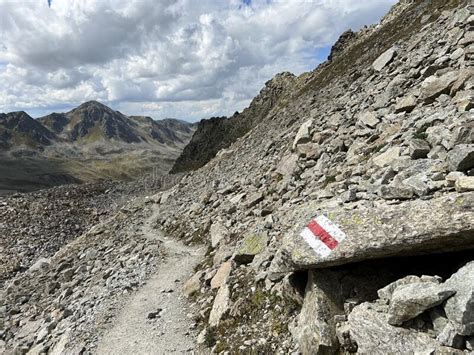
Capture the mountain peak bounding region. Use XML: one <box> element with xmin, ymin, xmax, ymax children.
<box><xmin>74</xmin><ymin>100</ymin><xmax>114</xmax><ymax>112</ymax></box>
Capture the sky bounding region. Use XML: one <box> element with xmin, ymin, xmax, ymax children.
<box><xmin>0</xmin><ymin>0</ymin><xmax>397</xmax><ymax>122</ymax></box>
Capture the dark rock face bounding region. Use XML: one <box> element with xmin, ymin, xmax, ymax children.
<box><xmin>67</xmin><ymin>101</ymin><xmax>142</xmax><ymax>143</ymax></box>
<box><xmin>170</xmin><ymin>72</ymin><xmax>297</xmax><ymax>173</ymax></box>
<box><xmin>39</xmin><ymin>113</ymin><xmax>69</xmax><ymax>134</ymax></box>
<box><xmin>0</xmin><ymin>112</ymin><xmax>57</xmax><ymax>149</ymax></box>
<box><xmin>328</xmin><ymin>29</ymin><xmax>356</xmax><ymax>61</ymax></box>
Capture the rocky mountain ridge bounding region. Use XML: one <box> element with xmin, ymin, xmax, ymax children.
<box><xmin>1</xmin><ymin>0</ymin><xmax>473</xmax><ymax>354</ymax></box>
<box><xmin>170</xmin><ymin>72</ymin><xmax>297</xmax><ymax>173</ymax></box>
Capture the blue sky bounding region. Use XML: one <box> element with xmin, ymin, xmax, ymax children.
<box><xmin>0</xmin><ymin>0</ymin><xmax>397</xmax><ymax>121</ymax></box>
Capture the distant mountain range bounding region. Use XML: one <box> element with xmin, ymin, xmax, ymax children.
<box><xmin>0</xmin><ymin>101</ymin><xmax>196</xmax><ymax>194</ymax></box>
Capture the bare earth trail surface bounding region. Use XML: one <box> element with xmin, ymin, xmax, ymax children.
<box><xmin>96</xmin><ymin>208</ymin><xmax>205</xmax><ymax>354</ymax></box>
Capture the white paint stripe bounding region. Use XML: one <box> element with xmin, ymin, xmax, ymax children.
<box><xmin>315</xmin><ymin>215</ymin><xmax>347</xmax><ymax>243</ymax></box>
<box><xmin>300</xmin><ymin>228</ymin><xmax>331</xmax><ymax>257</ymax></box>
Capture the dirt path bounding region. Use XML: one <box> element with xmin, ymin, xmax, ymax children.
<box><xmin>96</xmin><ymin>208</ymin><xmax>205</xmax><ymax>354</ymax></box>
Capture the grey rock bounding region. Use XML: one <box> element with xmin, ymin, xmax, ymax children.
<box><xmin>387</xmin><ymin>282</ymin><xmax>455</xmax><ymax>325</ymax></box>
<box><xmin>341</xmin><ymin>189</ymin><xmax>357</xmax><ymax>203</ymax></box>
<box><xmin>378</xmin><ymin>275</ymin><xmax>441</xmax><ymax>300</ymax></box>
<box><xmin>245</xmin><ymin>192</ymin><xmax>264</xmax><ymax>208</ymax></box>
<box><xmin>408</xmin><ymin>139</ymin><xmax>431</xmax><ymax>159</ymax></box>
<box><xmin>234</xmin><ymin>233</ymin><xmax>268</xmax><ymax>264</ymax></box>
<box><xmin>293</xmin><ymin>119</ymin><xmax>313</xmax><ymax>150</ymax></box>
<box><xmin>357</xmin><ymin>111</ymin><xmax>380</xmax><ymax>128</ymax></box>
<box><xmin>445</xmin><ymin>171</ymin><xmax>465</xmax><ymax>187</ymax></box>
<box><xmin>269</xmin><ymin>192</ymin><xmax>474</xmax><ymax>275</ymax></box>
<box><xmin>402</xmin><ymin>173</ymin><xmax>430</xmax><ymax>197</ymax></box>
<box><xmin>466</xmin><ymin>336</ymin><xmax>474</xmax><ymax>351</ymax></box>
<box><xmin>372</xmin><ymin>47</ymin><xmax>397</xmax><ymax>71</ymax></box>
<box><xmin>455</xmin><ymin>176</ymin><xmax>474</xmax><ymax>192</ymax></box>
<box><xmin>373</xmin><ymin>147</ymin><xmax>400</xmax><ymax>168</ymax></box>
<box><xmin>421</xmin><ymin>71</ymin><xmax>459</xmax><ymax>102</ymax></box>
<box><xmin>291</xmin><ymin>270</ymin><xmax>340</xmax><ymax>354</ymax></box>
<box><xmin>436</xmin><ymin>321</ymin><xmax>465</xmax><ymax>349</ymax></box>
<box><xmin>453</xmin><ymin>90</ymin><xmax>474</xmax><ymax>111</ymax></box>
<box><xmin>343</xmin><ymin>302</ymin><xmax>442</xmax><ymax>353</ymax></box>
<box><xmin>208</xmin><ymin>284</ymin><xmax>230</xmax><ymax>327</ymax></box>
<box><xmin>395</xmin><ymin>95</ymin><xmax>417</xmax><ymax>113</ymax></box>
<box><xmin>444</xmin><ymin>261</ymin><xmax>474</xmax><ymax>335</ymax></box>
<box><xmin>28</xmin><ymin>257</ymin><xmax>51</xmax><ymax>273</ymax></box>
<box><xmin>447</xmin><ymin>144</ymin><xmax>474</xmax><ymax>172</ymax></box>
<box><xmin>379</xmin><ymin>184</ymin><xmax>414</xmax><ymax>200</ymax></box>
<box><xmin>210</xmin><ymin>221</ymin><xmax>229</xmax><ymax>248</ymax></box>
<box><xmin>430</xmin><ymin>307</ymin><xmax>449</xmax><ymax>335</ymax></box>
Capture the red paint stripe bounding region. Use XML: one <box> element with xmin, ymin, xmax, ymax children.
<box><xmin>307</xmin><ymin>220</ymin><xmax>339</xmax><ymax>250</ymax></box>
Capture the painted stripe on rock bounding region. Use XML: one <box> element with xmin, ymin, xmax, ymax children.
<box><xmin>300</xmin><ymin>228</ymin><xmax>332</xmax><ymax>257</ymax></box>
<box><xmin>299</xmin><ymin>215</ymin><xmax>347</xmax><ymax>258</ymax></box>
<box><xmin>315</xmin><ymin>215</ymin><xmax>347</xmax><ymax>243</ymax></box>
<box><xmin>307</xmin><ymin>220</ymin><xmax>339</xmax><ymax>250</ymax></box>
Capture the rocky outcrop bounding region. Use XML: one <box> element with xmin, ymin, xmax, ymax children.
<box><xmin>269</xmin><ymin>192</ymin><xmax>474</xmax><ymax>276</ymax></box>
<box><xmin>338</xmin><ymin>261</ymin><xmax>474</xmax><ymax>353</ymax></box>
<box><xmin>170</xmin><ymin>72</ymin><xmax>296</xmax><ymax>173</ymax></box>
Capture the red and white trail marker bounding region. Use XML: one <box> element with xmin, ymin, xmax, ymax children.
<box><xmin>300</xmin><ymin>215</ymin><xmax>346</xmax><ymax>257</ymax></box>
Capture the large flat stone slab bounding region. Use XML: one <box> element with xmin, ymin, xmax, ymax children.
<box><xmin>269</xmin><ymin>192</ymin><xmax>474</xmax><ymax>277</ymax></box>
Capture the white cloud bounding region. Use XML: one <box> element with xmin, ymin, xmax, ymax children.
<box><xmin>0</xmin><ymin>0</ymin><xmax>397</xmax><ymax>121</ymax></box>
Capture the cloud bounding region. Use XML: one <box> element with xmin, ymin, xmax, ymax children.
<box><xmin>0</xmin><ymin>0</ymin><xmax>397</xmax><ymax>121</ymax></box>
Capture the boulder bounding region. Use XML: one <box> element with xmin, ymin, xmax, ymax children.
<box><xmin>444</xmin><ymin>261</ymin><xmax>474</xmax><ymax>335</ymax></box>
<box><xmin>445</xmin><ymin>171</ymin><xmax>465</xmax><ymax>187</ymax></box>
<box><xmin>387</xmin><ymin>282</ymin><xmax>455</xmax><ymax>325</ymax></box>
<box><xmin>357</xmin><ymin>111</ymin><xmax>380</xmax><ymax>128</ymax></box>
<box><xmin>455</xmin><ymin>176</ymin><xmax>474</xmax><ymax>192</ymax></box>
<box><xmin>245</xmin><ymin>192</ymin><xmax>264</xmax><ymax>208</ymax></box>
<box><xmin>453</xmin><ymin>90</ymin><xmax>474</xmax><ymax>111</ymax></box>
<box><xmin>28</xmin><ymin>257</ymin><xmax>51</xmax><ymax>273</ymax></box>
<box><xmin>379</xmin><ymin>184</ymin><xmax>414</xmax><ymax>200</ymax></box>
<box><xmin>183</xmin><ymin>272</ymin><xmax>202</xmax><ymax>297</ymax></box>
<box><xmin>342</xmin><ymin>303</ymin><xmax>443</xmax><ymax>353</ymax></box>
<box><xmin>269</xmin><ymin>192</ymin><xmax>474</xmax><ymax>276</ymax></box>
<box><xmin>378</xmin><ymin>275</ymin><xmax>441</xmax><ymax>300</ymax></box>
<box><xmin>373</xmin><ymin>147</ymin><xmax>400</xmax><ymax>168</ymax></box>
<box><xmin>210</xmin><ymin>221</ymin><xmax>229</xmax><ymax>248</ymax></box>
<box><xmin>372</xmin><ymin>47</ymin><xmax>397</xmax><ymax>71</ymax></box>
<box><xmin>208</xmin><ymin>284</ymin><xmax>230</xmax><ymax>327</ymax></box>
<box><xmin>210</xmin><ymin>261</ymin><xmax>232</xmax><ymax>289</ymax></box>
<box><xmin>234</xmin><ymin>233</ymin><xmax>268</xmax><ymax>264</ymax></box>
<box><xmin>420</xmin><ymin>71</ymin><xmax>459</xmax><ymax>103</ymax></box>
<box><xmin>276</xmin><ymin>154</ymin><xmax>299</xmax><ymax>178</ymax></box>
<box><xmin>291</xmin><ymin>270</ymin><xmax>340</xmax><ymax>354</ymax></box>
<box><xmin>394</xmin><ymin>95</ymin><xmax>417</xmax><ymax>113</ymax></box>
<box><xmin>436</xmin><ymin>321</ymin><xmax>465</xmax><ymax>349</ymax></box>
<box><xmin>447</xmin><ymin>144</ymin><xmax>474</xmax><ymax>172</ymax></box>
<box><xmin>293</xmin><ymin>119</ymin><xmax>313</xmax><ymax>150</ymax></box>
<box><xmin>408</xmin><ymin>139</ymin><xmax>430</xmax><ymax>159</ymax></box>
<box><xmin>450</xmin><ymin>67</ymin><xmax>473</xmax><ymax>96</ymax></box>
